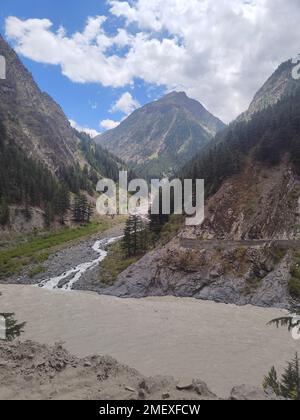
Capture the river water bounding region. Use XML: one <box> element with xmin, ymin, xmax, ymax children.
<box><xmin>0</xmin><ymin>283</ymin><xmax>298</xmax><ymax>397</ymax></box>
<box><xmin>39</xmin><ymin>236</ymin><xmax>123</xmax><ymax>290</ymax></box>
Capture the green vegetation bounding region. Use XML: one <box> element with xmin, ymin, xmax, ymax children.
<box><xmin>161</xmin><ymin>248</ymin><xmax>204</xmax><ymax>272</ymax></box>
<box><xmin>28</xmin><ymin>265</ymin><xmax>45</xmax><ymax>279</ymax></box>
<box><xmin>288</xmin><ymin>262</ymin><xmax>300</xmax><ymax>299</ymax></box>
<box><xmin>269</xmin><ymin>245</ymin><xmax>287</xmax><ymax>264</ymax></box>
<box><xmin>72</xmin><ymin>194</ymin><xmax>93</xmax><ymax>223</ymax></box>
<box><xmin>0</xmin><ymin>122</ymin><xmax>128</xmax><ymax>228</ymax></box>
<box><xmin>288</xmin><ymin>277</ymin><xmax>300</xmax><ymax>299</ymax></box>
<box><xmin>264</xmin><ymin>354</ymin><xmax>300</xmax><ymax>400</ymax></box>
<box><xmin>100</xmin><ymin>242</ymin><xmax>142</xmax><ymax>285</ymax></box>
<box><xmin>156</xmin><ymin>215</ymin><xmax>184</xmax><ymax>246</ymax></box>
<box><xmin>242</xmin><ymin>277</ymin><xmax>263</xmax><ymax>296</ymax></box>
<box><xmin>0</xmin><ymin>218</ymin><xmax>116</xmax><ymax>279</ymax></box>
<box><xmin>181</xmin><ymin>86</ymin><xmax>300</xmax><ymax>197</ymax></box>
<box><xmin>76</xmin><ymin>130</ymin><xmax>133</xmax><ymax>183</ymax></box>
<box><xmin>0</xmin><ymin>197</ymin><xmax>10</xmax><ymax>226</ymax></box>
<box><xmin>0</xmin><ymin>120</ymin><xmax>68</xmax><ymax>216</ymax></box>
<box><xmin>122</xmin><ymin>214</ymin><xmax>149</xmax><ymax>258</ymax></box>
<box><xmin>0</xmin><ymin>313</ymin><xmax>25</xmax><ymax>341</ymax></box>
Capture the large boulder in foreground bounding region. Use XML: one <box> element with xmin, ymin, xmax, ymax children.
<box><xmin>229</xmin><ymin>385</ymin><xmax>284</xmax><ymax>400</ymax></box>
<box><xmin>0</xmin><ymin>340</ymin><xmax>218</xmax><ymax>400</ymax></box>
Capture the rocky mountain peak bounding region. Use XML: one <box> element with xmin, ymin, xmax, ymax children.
<box><xmin>96</xmin><ymin>91</ymin><xmax>225</xmax><ymax>178</ymax></box>
<box><xmin>239</xmin><ymin>59</ymin><xmax>300</xmax><ymax>122</ymax></box>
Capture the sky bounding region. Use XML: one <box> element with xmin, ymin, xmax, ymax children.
<box><xmin>1</xmin><ymin>0</ymin><xmax>300</xmax><ymax>137</ymax></box>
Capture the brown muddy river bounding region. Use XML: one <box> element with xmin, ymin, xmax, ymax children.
<box><xmin>0</xmin><ymin>284</ymin><xmax>299</xmax><ymax>397</ymax></box>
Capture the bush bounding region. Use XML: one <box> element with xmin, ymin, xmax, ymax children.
<box><xmin>288</xmin><ymin>277</ymin><xmax>300</xmax><ymax>299</ymax></box>
<box><xmin>289</xmin><ymin>263</ymin><xmax>300</xmax><ymax>298</ymax></box>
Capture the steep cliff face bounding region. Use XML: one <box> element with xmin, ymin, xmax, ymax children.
<box><xmin>95</xmin><ymin>92</ymin><xmax>225</xmax><ymax>178</ymax></box>
<box><xmin>238</xmin><ymin>60</ymin><xmax>299</xmax><ymax>122</ymax></box>
<box><xmin>0</xmin><ymin>35</ymin><xmax>78</xmax><ymax>173</ymax></box>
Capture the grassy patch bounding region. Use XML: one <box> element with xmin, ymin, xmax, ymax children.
<box><xmin>158</xmin><ymin>215</ymin><xmax>185</xmax><ymax>246</ymax></box>
<box><xmin>0</xmin><ymin>218</ymin><xmax>119</xmax><ymax>279</ymax></box>
<box><xmin>100</xmin><ymin>242</ymin><xmax>142</xmax><ymax>285</ymax></box>
<box><xmin>289</xmin><ymin>262</ymin><xmax>300</xmax><ymax>299</ymax></box>
<box><xmin>288</xmin><ymin>277</ymin><xmax>300</xmax><ymax>299</ymax></box>
<box><xmin>242</xmin><ymin>277</ymin><xmax>263</xmax><ymax>296</ymax></box>
<box><xmin>161</xmin><ymin>248</ymin><xmax>204</xmax><ymax>272</ymax></box>
<box><xmin>28</xmin><ymin>265</ymin><xmax>45</xmax><ymax>278</ymax></box>
<box><xmin>270</xmin><ymin>246</ymin><xmax>287</xmax><ymax>264</ymax></box>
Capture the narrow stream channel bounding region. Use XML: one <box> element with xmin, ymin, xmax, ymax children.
<box><xmin>39</xmin><ymin>236</ymin><xmax>123</xmax><ymax>290</ymax></box>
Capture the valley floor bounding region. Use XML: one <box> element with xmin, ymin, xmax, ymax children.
<box><xmin>0</xmin><ymin>221</ymin><xmax>124</xmax><ymax>290</ymax></box>
<box><xmin>0</xmin><ymin>225</ymin><xmax>298</xmax><ymax>399</ymax></box>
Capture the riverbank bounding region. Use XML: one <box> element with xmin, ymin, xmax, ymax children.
<box><xmin>0</xmin><ymin>284</ymin><xmax>298</xmax><ymax>397</ymax></box>
<box><xmin>0</xmin><ymin>340</ymin><xmax>219</xmax><ymax>400</ymax></box>
<box><xmin>0</xmin><ymin>222</ymin><xmax>124</xmax><ymax>290</ymax></box>
<box><xmin>1</xmin><ymin>339</ymin><xmax>283</xmax><ymax>400</ymax></box>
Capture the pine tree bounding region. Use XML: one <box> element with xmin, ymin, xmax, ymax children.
<box><xmin>24</xmin><ymin>199</ymin><xmax>32</xmax><ymax>222</ymax></box>
<box><xmin>1</xmin><ymin>313</ymin><xmax>26</xmax><ymax>342</ymax></box>
<box><xmin>0</xmin><ymin>197</ymin><xmax>10</xmax><ymax>226</ymax></box>
<box><xmin>122</xmin><ymin>214</ymin><xmax>148</xmax><ymax>257</ymax></box>
<box><xmin>122</xmin><ymin>217</ymin><xmax>134</xmax><ymax>258</ymax></box>
<box><xmin>149</xmin><ymin>189</ymin><xmax>169</xmax><ymax>238</ymax></box>
<box><xmin>86</xmin><ymin>203</ymin><xmax>93</xmax><ymax>223</ymax></box>
<box><xmin>264</xmin><ymin>353</ymin><xmax>300</xmax><ymax>400</ymax></box>
<box><xmin>55</xmin><ymin>185</ymin><xmax>70</xmax><ymax>225</ymax></box>
<box><xmin>263</xmin><ymin>366</ymin><xmax>280</xmax><ymax>396</ymax></box>
<box><xmin>44</xmin><ymin>202</ymin><xmax>54</xmax><ymax>228</ymax></box>
<box><xmin>72</xmin><ymin>194</ymin><xmax>92</xmax><ymax>223</ymax></box>
<box><xmin>280</xmin><ymin>353</ymin><xmax>300</xmax><ymax>400</ymax></box>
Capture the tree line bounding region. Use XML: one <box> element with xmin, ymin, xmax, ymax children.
<box><xmin>0</xmin><ymin>121</ymin><xmax>126</xmax><ymax>227</ymax></box>
<box><xmin>180</xmin><ymin>87</ymin><xmax>300</xmax><ymax>197</ymax></box>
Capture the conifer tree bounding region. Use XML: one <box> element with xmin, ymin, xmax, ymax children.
<box><xmin>281</xmin><ymin>353</ymin><xmax>300</xmax><ymax>400</ymax></box>
<box><xmin>0</xmin><ymin>197</ymin><xmax>10</xmax><ymax>226</ymax></box>
<box><xmin>149</xmin><ymin>190</ymin><xmax>169</xmax><ymax>238</ymax></box>
<box><xmin>122</xmin><ymin>214</ymin><xmax>148</xmax><ymax>257</ymax></box>
<box><xmin>263</xmin><ymin>366</ymin><xmax>280</xmax><ymax>396</ymax></box>
<box><xmin>264</xmin><ymin>353</ymin><xmax>300</xmax><ymax>400</ymax></box>
<box><xmin>72</xmin><ymin>194</ymin><xmax>92</xmax><ymax>223</ymax></box>
<box><xmin>44</xmin><ymin>202</ymin><xmax>54</xmax><ymax>228</ymax></box>
<box><xmin>55</xmin><ymin>185</ymin><xmax>70</xmax><ymax>225</ymax></box>
<box><xmin>1</xmin><ymin>313</ymin><xmax>26</xmax><ymax>342</ymax></box>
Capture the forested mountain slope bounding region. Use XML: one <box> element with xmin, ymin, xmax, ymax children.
<box><xmin>0</xmin><ymin>35</ymin><xmax>123</xmax><ymax>230</ymax></box>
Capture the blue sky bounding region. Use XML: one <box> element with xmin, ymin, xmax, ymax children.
<box><xmin>1</xmin><ymin>0</ymin><xmax>299</xmax><ymax>133</ymax></box>
<box><xmin>0</xmin><ymin>0</ymin><xmax>165</xmax><ymax>136</ymax></box>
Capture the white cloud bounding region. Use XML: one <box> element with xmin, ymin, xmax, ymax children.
<box><xmin>69</xmin><ymin>119</ymin><xmax>100</xmax><ymax>138</ymax></box>
<box><xmin>5</xmin><ymin>1</ymin><xmax>300</xmax><ymax>122</ymax></box>
<box><xmin>100</xmin><ymin>119</ymin><xmax>120</xmax><ymax>130</ymax></box>
<box><xmin>111</xmin><ymin>92</ymin><xmax>140</xmax><ymax>114</ymax></box>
